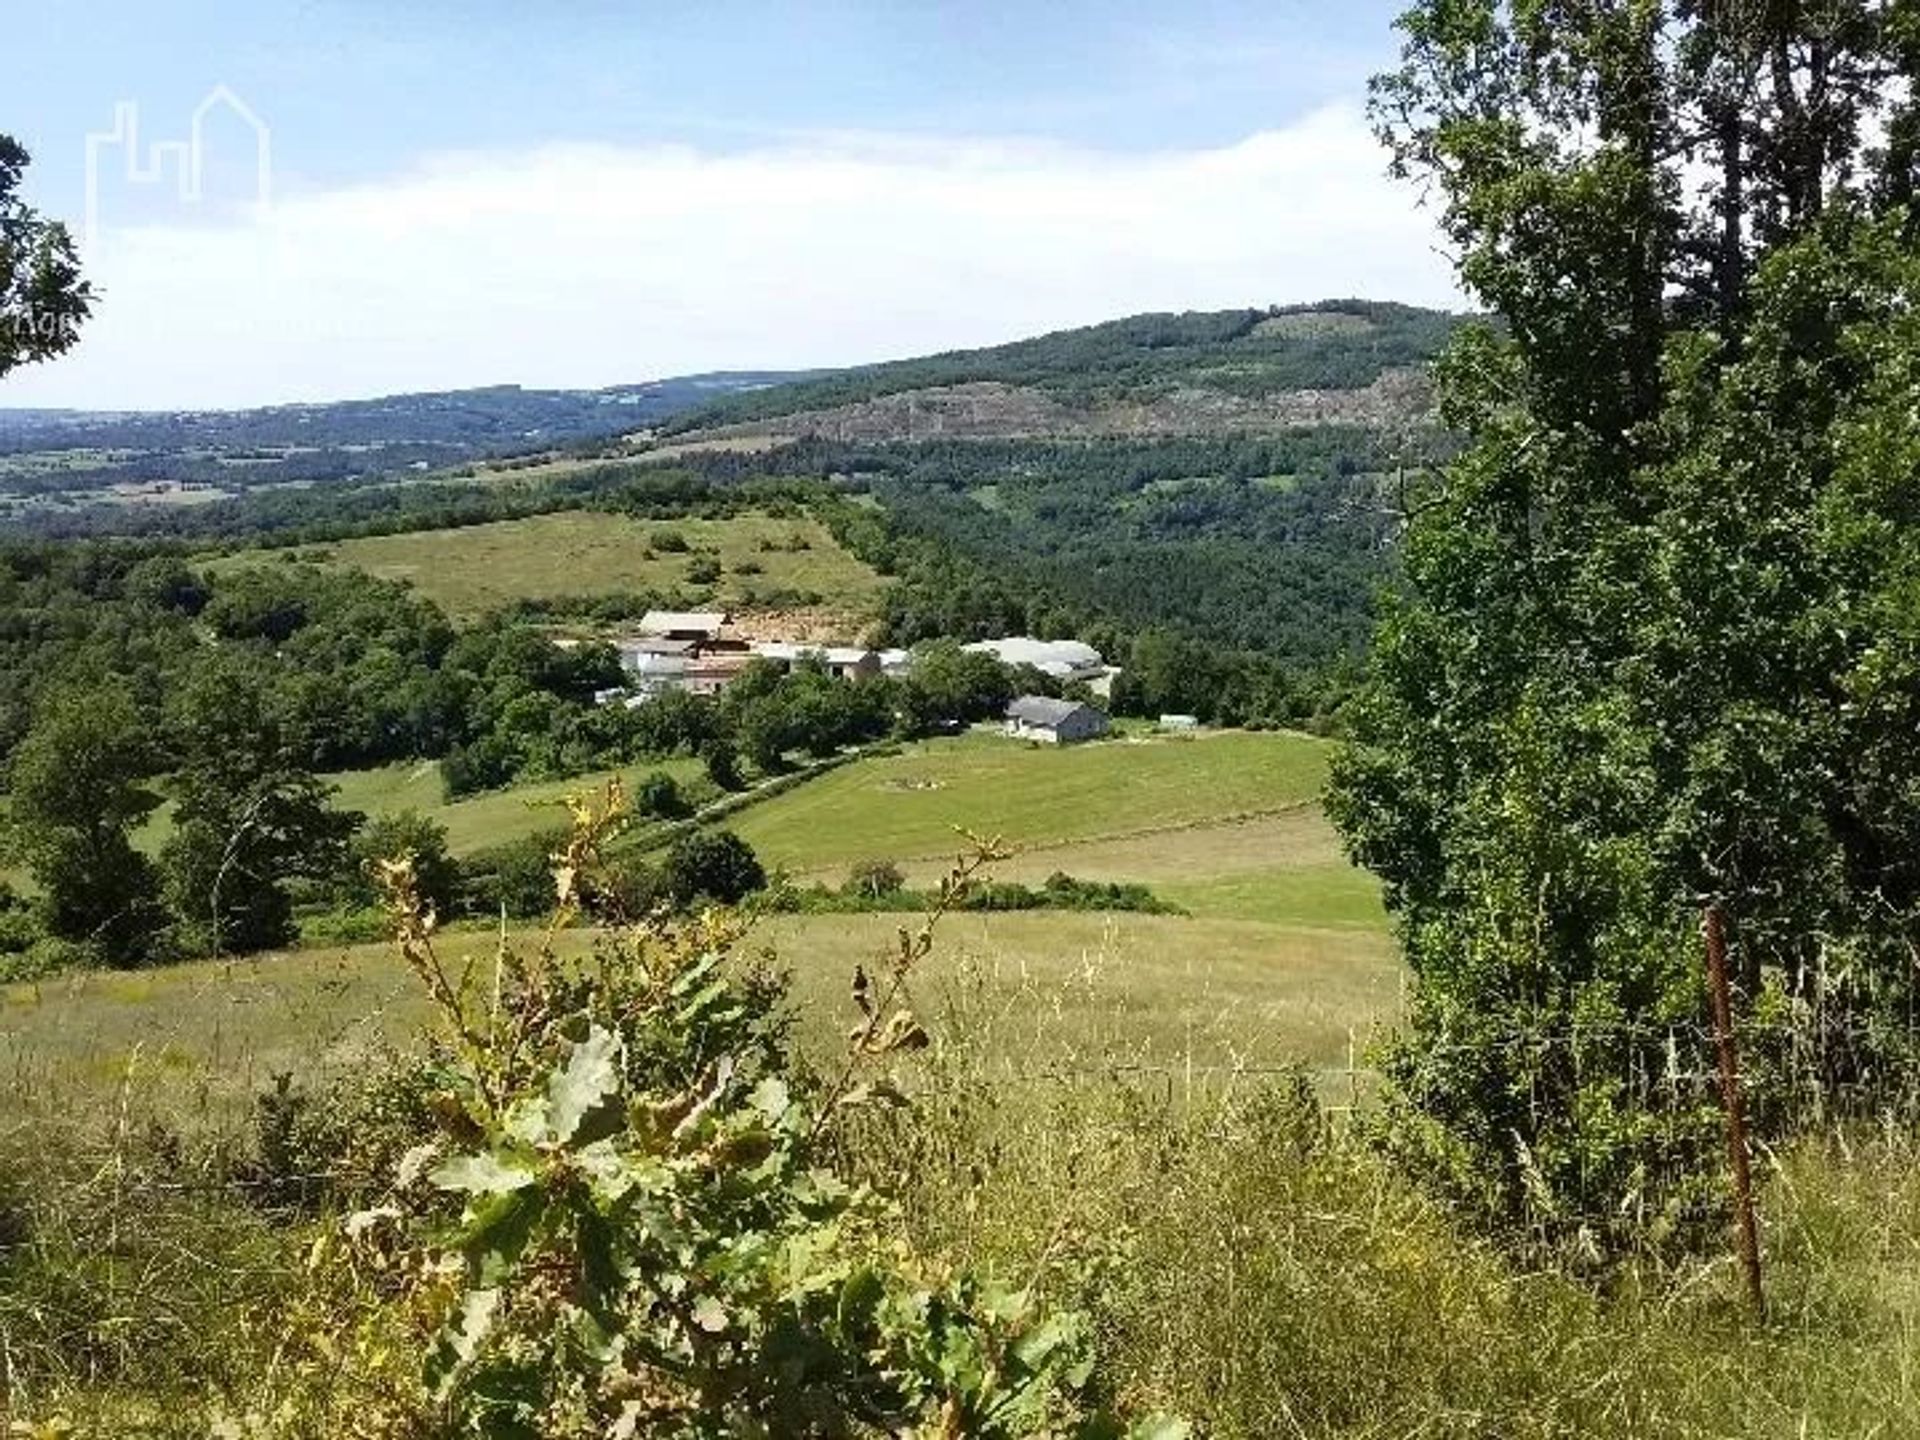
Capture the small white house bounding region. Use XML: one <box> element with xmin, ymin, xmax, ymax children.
<box><xmin>1004</xmin><ymin>695</ymin><xmax>1110</xmax><ymax>745</ymax></box>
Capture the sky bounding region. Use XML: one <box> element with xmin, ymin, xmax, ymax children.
<box><xmin>1</xmin><ymin>0</ymin><xmax>1458</xmax><ymax>410</ymax></box>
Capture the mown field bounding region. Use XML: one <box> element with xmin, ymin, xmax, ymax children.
<box><xmin>203</xmin><ymin>509</ymin><xmax>887</xmax><ymax>623</ymax></box>
<box><xmin>730</xmin><ymin>728</ymin><xmax>1383</xmax><ymax>928</ymax></box>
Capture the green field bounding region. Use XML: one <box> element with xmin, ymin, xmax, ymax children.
<box><xmin>732</xmin><ymin>730</ymin><xmax>1329</xmax><ymax>869</ymax></box>
<box><xmin>320</xmin><ymin>757</ymin><xmax>708</xmax><ymax>854</ymax></box>
<box><xmin>4</xmin><ymin>728</ymin><xmax>1396</xmax><ymax>1130</ymax></box>
<box><xmin>205</xmin><ymin>509</ymin><xmax>887</xmax><ymax>623</ymax></box>
<box><xmin>727</xmin><ymin>728</ymin><xmax>1378</xmax><ymax>926</ymax></box>
<box><xmin>123</xmin><ymin>757</ymin><xmax>710</xmax><ymax>861</ymax></box>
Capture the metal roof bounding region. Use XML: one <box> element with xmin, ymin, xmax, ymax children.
<box><xmin>1005</xmin><ymin>695</ymin><xmax>1093</xmax><ymax>727</ymax></box>
<box><xmin>964</xmin><ymin>637</ymin><xmax>1104</xmax><ymax>672</ymax></box>
<box><xmin>638</xmin><ymin>610</ymin><xmax>728</xmax><ymax>635</ymax></box>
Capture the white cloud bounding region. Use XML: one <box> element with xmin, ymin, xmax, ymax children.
<box><xmin>2</xmin><ymin>105</ymin><xmax>1459</xmax><ymax>411</ymax></box>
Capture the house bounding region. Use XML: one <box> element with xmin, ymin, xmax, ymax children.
<box><xmin>617</xmin><ymin>634</ymin><xmax>697</xmax><ymax>673</ymax></box>
<box><xmin>637</xmin><ymin>610</ymin><xmax>730</xmax><ymax>644</ymax></box>
<box><xmin>878</xmin><ymin>648</ymin><xmax>913</xmax><ymax>678</ymax></box>
<box><xmin>751</xmin><ymin>642</ymin><xmax>882</xmax><ymax>681</ymax></box>
<box><xmin>1004</xmin><ymin>695</ymin><xmax>1110</xmax><ymax>745</ymax></box>
<box><xmin>683</xmin><ymin>654</ymin><xmax>752</xmax><ymax>696</ymax></box>
<box><xmin>624</xmin><ymin>652</ymin><xmax>691</xmax><ymax>697</ymax></box>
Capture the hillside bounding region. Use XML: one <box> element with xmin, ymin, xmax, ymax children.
<box><xmin>656</xmin><ymin>301</ymin><xmax>1459</xmax><ymax>444</ymax></box>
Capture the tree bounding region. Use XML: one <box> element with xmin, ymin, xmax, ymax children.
<box><xmin>703</xmin><ymin>739</ymin><xmax>744</xmax><ymax>792</ymax></box>
<box><xmin>346</xmin><ymin>811</ymin><xmax>458</xmax><ymax>917</ymax></box>
<box><xmin>0</xmin><ymin>136</ymin><xmax>92</xmax><ymax>379</ymax></box>
<box><xmin>847</xmin><ymin>857</ymin><xmax>906</xmax><ymax>899</ymax></box>
<box><xmin>661</xmin><ymin>830</ymin><xmax>766</xmax><ymax>906</ymax></box>
<box><xmin>632</xmin><ymin>770</ymin><xmax>689</xmax><ymax>819</ymax></box>
<box><xmin>896</xmin><ymin>641</ymin><xmax>1013</xmax><ymax>734</ymax></box>
<box><xmin>1331</xmin><ymin>0</ymin><xmax>1920</xmax><ymax>1252</ymax></box>
<box><xmin>160</xmin><ymin>656</ymin><xmax>359</xmax><ymax>955</ymax></box>
<box><xmin>5</xmin><ymin>685</ymin><xmax>163</xmax><ymax>962</ymax></box>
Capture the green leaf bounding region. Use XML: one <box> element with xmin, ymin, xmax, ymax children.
<box><xmin>432</xmin><ymin>1150</ymin><xmax>536</xmax><ymax>1196</ymax></box>
<box><xmin>464</xmin><ymin>1186</ymin><xmax>548</xmax><ymax>1287</ymax></box>
<box><xmin>547</xmin><ymin>1024</ymin><xmax>625</xmax><ymax>1147</ymax></box>
<box><xmin>1127</xmin><ymin>1416</ymin><xmax>1192</xmax><ymax>1440</ymax></box>
<box><xmin>425</xmin><ymin>1286</ymin><xmax>500</xmax><ymax>1399</ymax></box>
<box><xmin>836</xmin><ymin>1266</ymin><xmax>886</xmax><ymax>1335</ymax></box>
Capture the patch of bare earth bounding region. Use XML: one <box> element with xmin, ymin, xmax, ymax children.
<box><xmin>694</xmin><ymin>369</ymin><xmax>1432</xmax><ymax>445</ymax></box>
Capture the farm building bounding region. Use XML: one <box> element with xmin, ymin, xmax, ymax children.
<box><xmin>636</xmin><ymin>610</ymin><xmax>729</xmax><ymax>643</ymax></box>
<box><xmin>1004</xmin><ymin>695</ymin><xmax>1110</xmax><ymax>745</ymax></box>
<box><xmin>617</xmin><ymin>634</ymin><xmax>697</xmax><ymax>671</ymax></box>
<box><xmin>964</xmin><ymin>636</ymin><xmax>1106</xmax><ymax>682</ymax></box>
<box><xmin>630</xmin><ymin>610</ymin><xmax>748</xmax><ymax>656</ymax></box>
<box><xmin>750</xmin><ymin>642</ymin><xmax>882</xmax><ymax>681</ymax></box>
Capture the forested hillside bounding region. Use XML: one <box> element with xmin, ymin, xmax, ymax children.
<box><xmin>661</xmin><ymin>301</ymin><xmax>1458</xmax><ymax>437</ymax></box>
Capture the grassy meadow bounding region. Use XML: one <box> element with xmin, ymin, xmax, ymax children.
<box><xmin>13</xmin><ymin>727</ymin><xmax>1920</xmax><ymax>1436</ymax></box>
<box><xmin>6</xmin><ymin>728</ymin><xmax>1398</xmax><ymax>1134</ymax></box>
<box><xmin>319</xmin><ymin>755</ymin><xmax>710</xmax><ymax>854</ymax></box>
<box><xmin>203</xmin><ymin>509</ymin><xmax>887</xmax><ymax>623</ymax></box>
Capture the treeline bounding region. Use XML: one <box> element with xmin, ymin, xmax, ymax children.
<box><xmin>0</xmin><ymin>372</ymin><xmax>802</xmax><ymax>505</ymax></box>
<box><xmin>657</xmin><ymin>432</ymin><xmax>1422</xmax><ymax>661</ymax></box>
<box><xmin>0</xmin><ymin>457</ymin><xmax>800</xmax><ymax>541</ymax></box>
<box><xmin>661</xmin><ymin>300</ymin><xmax>1460</xmax><ymax>432</ymax></box>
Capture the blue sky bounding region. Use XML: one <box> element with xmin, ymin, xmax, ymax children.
<box><xmin>3</xmin><ymin>1</ymin><xmax>1454</xmax><ymax>409</ymax></box>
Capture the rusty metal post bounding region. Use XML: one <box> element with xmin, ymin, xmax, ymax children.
<box><xmin>1705</xmin><ymin>902</ymin><xmax>1765</xmax><ymax>1318</ymax></box>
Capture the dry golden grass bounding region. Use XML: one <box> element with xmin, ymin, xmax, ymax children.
<box><xmin>0</xmin><ymin>908</ymin><xmax>1399</xmax><ymax>1135</ymax></box>
<box><xmin>206</xmin><ymin>510</ymin><xmax>886</xmax><ymax>623</ymax></box>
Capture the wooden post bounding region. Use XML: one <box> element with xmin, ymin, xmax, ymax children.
<box><xmin>1705</xmin><ymin>902</ymin><xmax>1765</xmax><ymax>1318</ymax></box>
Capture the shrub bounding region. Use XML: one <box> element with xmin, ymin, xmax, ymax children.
<box><xmin>457</xmin><ymin>828</ymin><xmax>568</xmax><ymax>919</ymax></box>
<box><xmin>661</xmin><ymin>828</ymin><xmax>766</xmax><ymax>906</ymax></box>
<box><xmin>632</xmin><ymin>768</ymin><xmax>690</xmax><ymax>819</ymax></box>
<box><xmin>848</xmin><ymin>856</ymin><xmax>907</xmax><ymax>898</ymax></box>
<box><xmin>651</xmin><ymin>528</ymin><xmax>690</xmax><ymax>552</ymax></box>
<box><xmin>685</xmin><ymin>555</ymin><xmax>722</xmax><ymax>585</ymax></box>
<box><xmin>703</xmin><ymin>739</ymin><xmax>745</xmax><ymax>792</ymax></box>
<box><xmin>345</xmin><ymin>810</ymin><xmax>459</xmax><ymax>915</ymax></box>
<box><xmin>0</xmin><ymin>934</ymin><xmax>99</xmax><ymax>982</ymax></box>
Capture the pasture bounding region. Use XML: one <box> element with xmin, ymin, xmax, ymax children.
<box><xmin>321</xmin><ymin>756</ymin><xmax>709</xmax><ymax>854</ymax></box>
<box><xmin>4</xmin><ymin>727</ymin><xmax>1397</xmax><ymax>1130</ymax></box>
<box><xmin>0</xmin><ymin>909</ymin><xmax>1400</xmax><ymax>1136</ymax></box>
<box><xmin>731</xmin><ymin>729</ymin><xmax>1331</xmax><ymax>873</ymax></box>
<box><xmin>728</xmin><ymin>727</ymin><xmax>1380</xmax><ymax>927</ymax></box>
<box><xmin>204</xmin><ymin>509</ymin><xmax>886</xmax><ymax>623</ymax></box>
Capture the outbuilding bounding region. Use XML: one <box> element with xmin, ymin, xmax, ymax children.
<box><xmin>1004</xmin><ymin>695</ymin><xmax>1110</xmax><ymax>745</ymax></box>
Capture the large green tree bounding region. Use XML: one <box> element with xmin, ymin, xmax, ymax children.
<box><xmin>5</xmin><ymin>685</ymin><xmax>163</xmax><ymax>961</ymax></box>
<box><xmin>160</xmin><ymin>656</ymin><xmax>359</xmax><ymax>956</ymax></box>
<box><xmin>1</xmin><ymin>135</ymin><xmax>91</xmax><ymax>376</ymax></box>
<box><xmin>1332</xmin><ymin>0</ymin><xmax>1920</xmax><ymax>1251</ymax></box>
